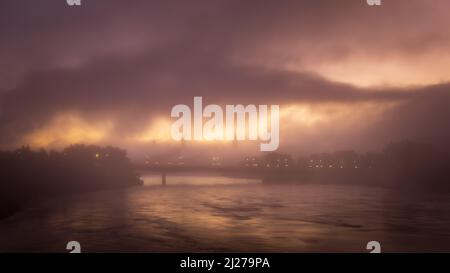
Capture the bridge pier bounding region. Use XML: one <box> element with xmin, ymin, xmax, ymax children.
<box><xmin>162</xmin><ymin>171</ymin><xmax>167</xmax><ymax>186</ymax></box>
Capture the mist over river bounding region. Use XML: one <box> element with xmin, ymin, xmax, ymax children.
<box><xmin>1</xmin><ymin>174</ymin><xmax>450</xmax><ymax>252</ymax></box>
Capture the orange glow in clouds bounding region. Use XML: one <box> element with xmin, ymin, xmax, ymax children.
<box><xmin>23</xmin><ymin>114</ymin><xmax>113</xmax><ymax>148</ymax></box>
<box><xmin>21</xmin><ymin>101</ymin><xmax>397</xmax><ymax>151</ymax></box>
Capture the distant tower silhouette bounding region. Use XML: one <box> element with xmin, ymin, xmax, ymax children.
<box><xmin>232</xmin><ymin>130</ymin><xmax>238</xmax><ymax>149</ymax></box>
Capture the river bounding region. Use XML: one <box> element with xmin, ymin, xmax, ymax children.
<box><xmin>0</xmin><ymin>174</ymin><xmax>450</xmax><ymax>252</ymax></box>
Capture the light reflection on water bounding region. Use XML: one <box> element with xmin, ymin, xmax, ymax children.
<box><xmin>0</xmin><ymin>174</ymin><xmax>450</xmax><ymax>252</ymax></box>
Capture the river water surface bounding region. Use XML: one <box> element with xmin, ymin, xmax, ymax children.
<box><xmin>1</xmin><ymin>174</ymin><xmax>450</xmax><ymax>252</ymax></box>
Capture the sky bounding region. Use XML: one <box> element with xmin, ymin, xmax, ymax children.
<box><xmin>1</xmin><ymin>0</ymin><xmax>450</xmax><ymax>159</ymax></box>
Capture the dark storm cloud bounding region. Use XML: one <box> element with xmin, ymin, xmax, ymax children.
<box><xmin>1</xmin><ymin>0</ymin><xmax>449</xmax><ymax>87</ymax></box>
<box><xmin>373</xmin><ymin>85</ymin><xmax>450</xmax><ymax>149</ymax></box>
<box><xmin>0</xmin><ymin>49</ymin><xmax>410</xmax><ymax>144</ymax></box>
<box><xmin>0</xmin><ymin>0</ymin><xmax>449</xmax><ymax>150</ymax></box>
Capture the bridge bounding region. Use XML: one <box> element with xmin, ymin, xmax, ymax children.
<box><xmin>137</xmin><ymin>165</ymin><xmax>263</xmax><ymax>185</ymax></box>
<box><xmin>136</xmin><ymin>165</ymin><xmax>296</xmax><ymax>185</ymax></box>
